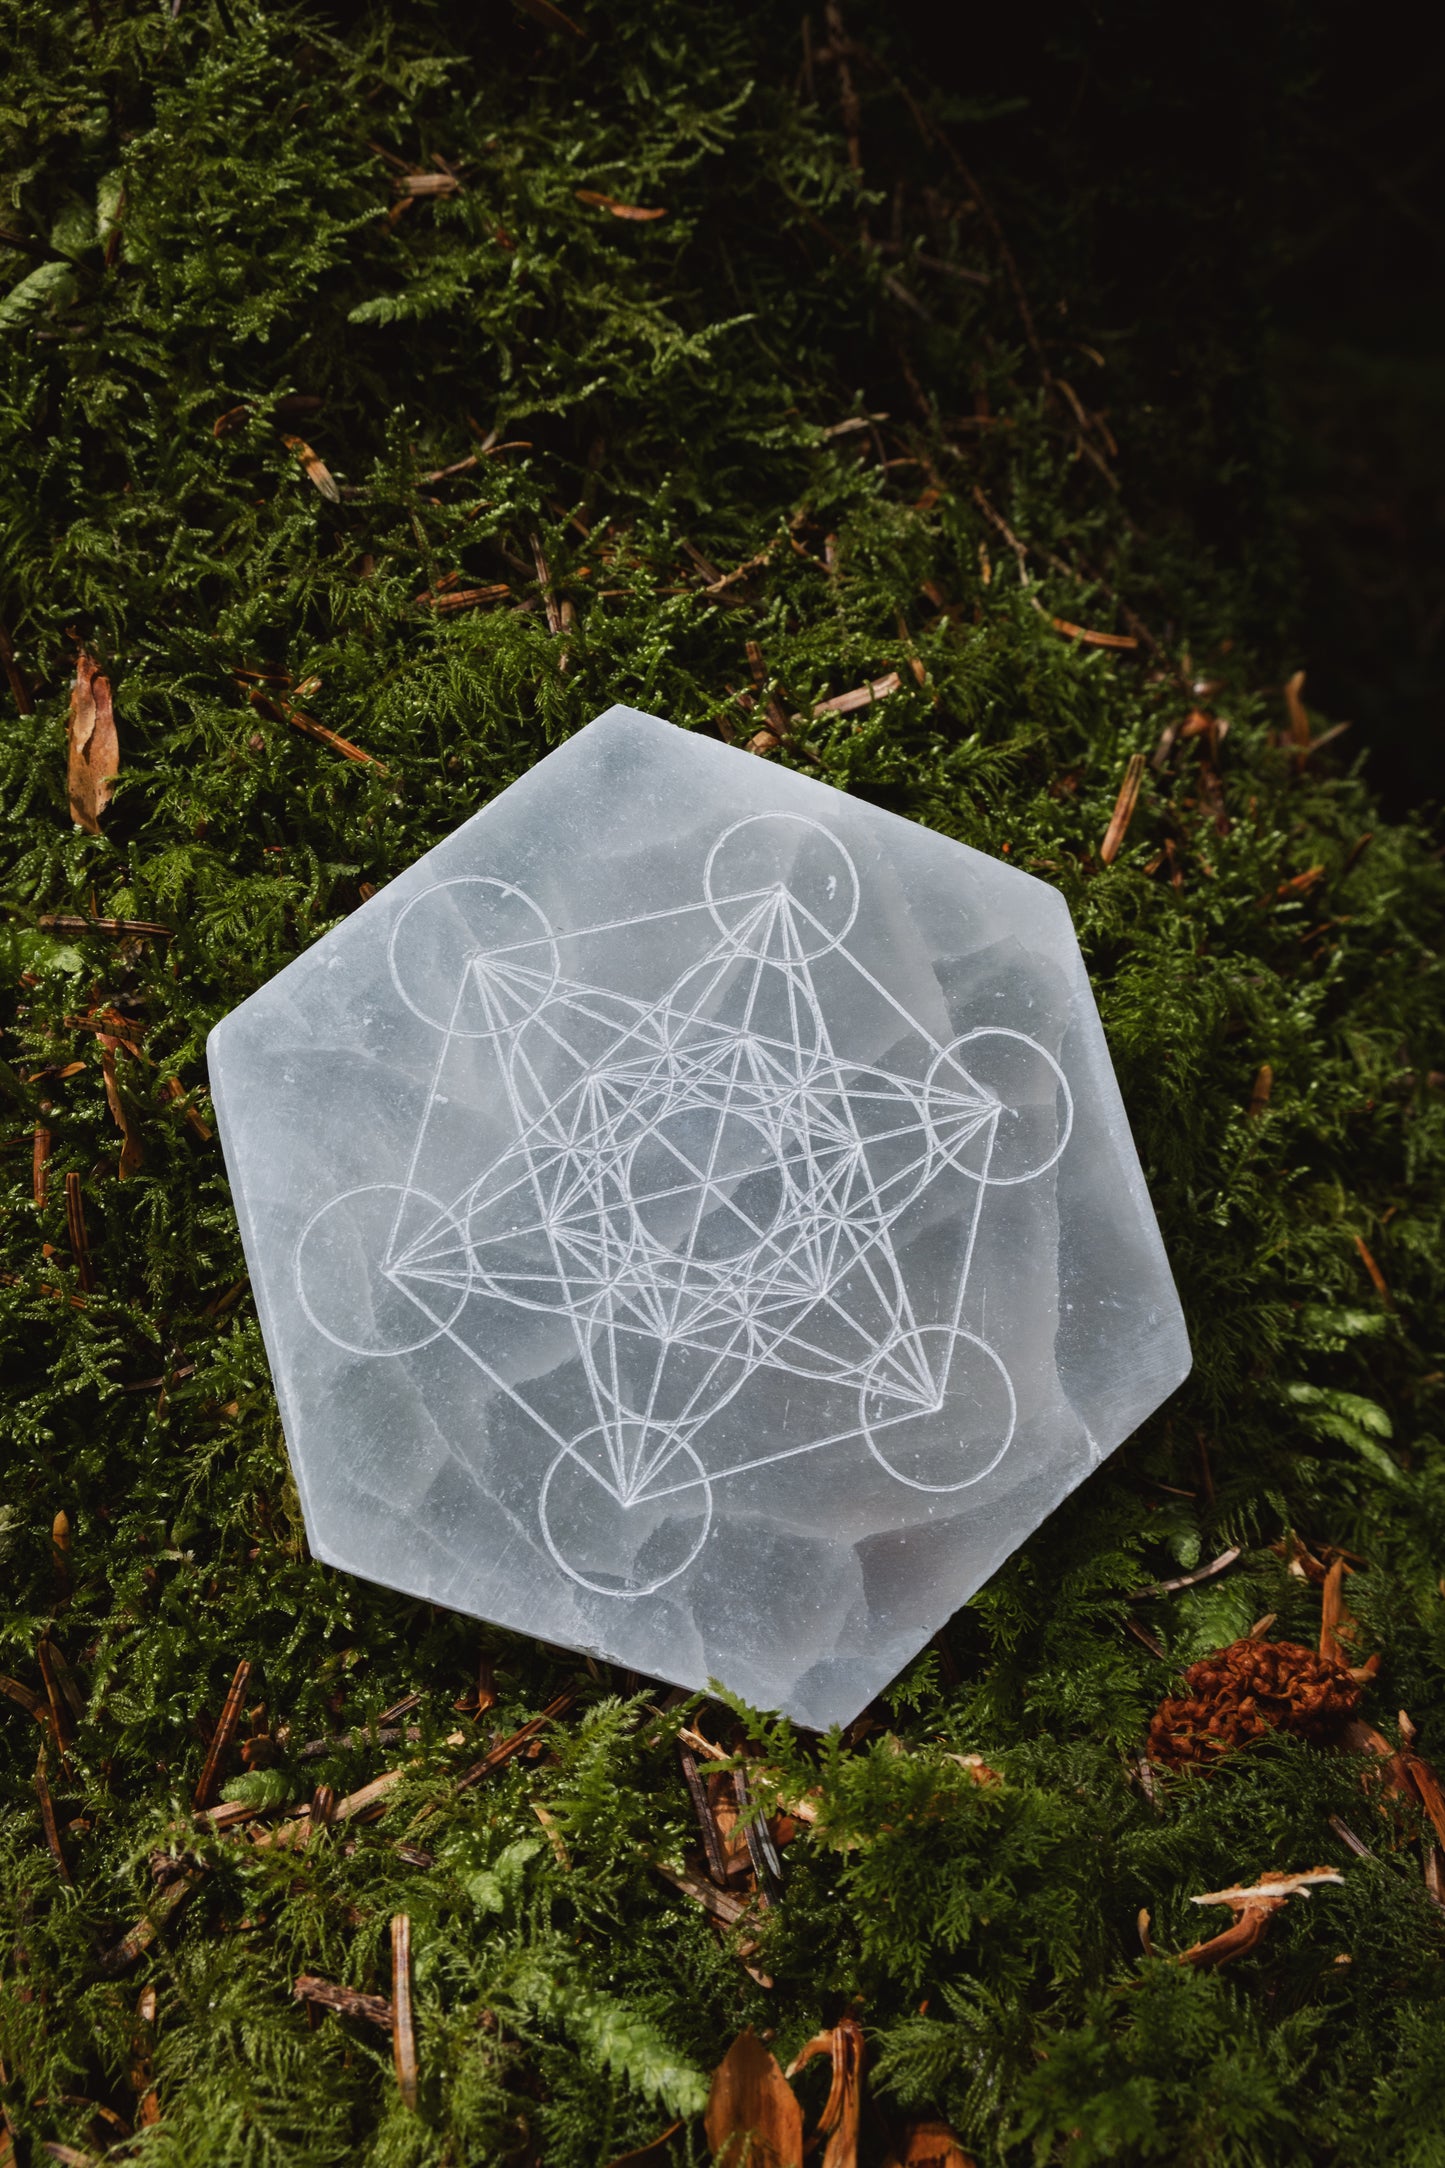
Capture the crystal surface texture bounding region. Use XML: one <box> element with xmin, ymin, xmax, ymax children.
<box><xmin>208</xmin><ymin>706</ymin><xmax>1190</xmax><ymax>1728</ymax></box>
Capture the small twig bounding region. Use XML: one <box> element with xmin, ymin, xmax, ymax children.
<box><xmin>1328</xmin><ymin>1816</ymin><xmax>1376</xmax><ymax>1861</ymax></box>
<box><xmin>1130</xmin><ymin>1546</ymin><xmax>1242</xmax><ymax>1600</ymax></box>
<box><xmin>295</xmin><ymin>1973</ymin><xmax>393</xmax><ymax>2030</ymax></box>
<box><xmin>391</xmin><ymin>1915</ymin><xmax>419</xmax><ymax>2109</ymax></box>
<box><xmin>652</xmin><ymin>1861</ymin><xmax>749</xmax><ymax>1925</ymax></box>
<box><xmin>98</xmin><ymin>1870</ymin><xmax>203</xmax><ymax>1975</ymax></box>
<box><xmin>453</xmin><ymin>1690</ymin><xmax>575</xmax><ymax>1793</ymax></box>
<box><xmin>192</xmin><ymin>1659</ymin><xmax>251</xmax><ymax>1810</ymax></box>
<box><xmin>703</xmin><ymin>544</ymin><xmax>775</xmax><ymax>596</ymax></box>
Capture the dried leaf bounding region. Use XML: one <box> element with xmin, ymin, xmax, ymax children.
<box><xmin>705</xmin><ymin>2028</ymin><xmax>803</xmax><ymax>2168</ymax></box>
<box><xmin>391</xmin><ymin>1915</ymin><xmax>419</xmax><ymax>2110</ymax></box>
<box><xmin>889</xmin><ymin>2122</ymin><xmax>977</xmax><ymax>2168</ymax></box>
<box><xmin>786</xmin><ymin>2015</ymin><xmax>863</xmax><ymax>2168</ymax></box>
<box><xmin>67</xmin><ymin>652</ymin><xmax>119</xmax><ymax>834</ymax></box>
<box><xmin>1320</xmin><ymin>1556</ymin><xmax>1353</xmax><ymax>1667</ymax></box>
<box><xmin>575</xmin><ymin>188</ymin><xmax>666</xmax><ymax>221</ymax></box>
<box><xmin>281</xmin><ymin>434</ymin><xmax>341</xmax><ymax>503</ymax></box>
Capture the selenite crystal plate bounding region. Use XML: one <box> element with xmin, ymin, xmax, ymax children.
<box><xmin>207</xmin><ymin>705</ymin><xmax>1191</xmax><ymax>1728</ymax></box>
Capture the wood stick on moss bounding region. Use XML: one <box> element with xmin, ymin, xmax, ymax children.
<box><xmin>192</xmin><ymin>1660</ymin><xmax>251</xmax><ymax>1810</ymax></box>
<box><xmin>1100</xmin><ymin>753</ymin><xmax>1146</xmax><ymax>864</ymax></box>
<box><xmin>391</xmin><ymin>1916</ymin><xmax>418</xmax><ymax>2109</ymax></box>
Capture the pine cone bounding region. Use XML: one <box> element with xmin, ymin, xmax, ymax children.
<box><xmin>1146</xmin><ymin>1638</ymin><xmax>1361</xmax><ymax>1768</ymax></box>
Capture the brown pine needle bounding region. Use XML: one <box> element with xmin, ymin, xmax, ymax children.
<box><xmin>391</xmin><ymin>1915</ymin><xmax>419</xmax><ymax>2109</ymax></box>
<box><xmin>34</xmin><ymin>1744</ymin><xmax>72</xmax><ymax>1884</ymax></box>
<box><xmin>64</xmin><ymin>1171</ymin><xmax>93</xmax><ymax>1291</ymax></box>
<box><xmin>1099</xmin><ymin>752</ymin><xmax>1146</xmax><ymax>864</ymax></box>
<box><xmin>1050</xmin><ymin>616</ymin><xmax>1138</xmax><ymax>650</ymax></box>
<box><xmin>1354</xmin><ymin>1234</ymin><xmax>1392</xmax><ymax>1307</ymax></box>
<box><xmin>192</xmin><ymin>1659</ymin><xmax>252</xmax><ymax>1810</ymax></box>
<box><xmin>32</xmin><ymin>1125</ymin><xmax>50</xmax><ymax>1206</ymax></box>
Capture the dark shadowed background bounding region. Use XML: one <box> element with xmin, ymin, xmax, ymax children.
<box><xmin>891</xmin><ymin>0</ymin><xmax>1445</xmax><ymax>813</ymax></box>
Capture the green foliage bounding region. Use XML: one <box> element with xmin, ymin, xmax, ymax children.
<box><xmin>1</xmin><ymin>0</ymin><xmax>1444</xmax><ymax>2161</ymax></box>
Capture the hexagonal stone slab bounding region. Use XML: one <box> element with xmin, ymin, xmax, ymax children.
<box><xmin>208</xmin><ymin>705</ymin><xmax>1190</xmax><ymax>1728</ymax></box>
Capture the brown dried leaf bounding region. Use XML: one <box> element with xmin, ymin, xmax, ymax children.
<box><xmin>889</xmin><ymin>2122</ymin><xmax>977</xmax><ymax>2168</ymax></box>
<box><xmin>67</xmin><ymin>653</ymin><xmax>119</xmax><ymax>833</ymax></box>
<box><xmin>1319</xmin><ymin>1557</ymin><xmax>1352</xmax><ymax>1667</ymax></box>
<box><xmin>575</xmin><ymin>188</ymin><xmax>667</xmax><ymax>221</ymax></box>
<box><xmin>705</xmin><ymin>2028</ymin><xmax>803</xmax><ymax>2168</ymax></box>
<box><xmin>281</xmin><ymin>434</ymin><xmax>341</xmax><ymax>504</ymax></box>
<box><xmin>785</xmin><ymin>2014</ymin><xmax>864</xmax><ymax>2168</ymax></box>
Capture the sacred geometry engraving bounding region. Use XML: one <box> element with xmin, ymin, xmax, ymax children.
<box><xmin>208</xmin><ymin>704</ymin><xmax>1191</xmax><ymax>1728</ymax></box>
<box><xmin>294</xmin><ymin>815</ymin><xmax>1071</xmax><ymax>1597</ymax></box>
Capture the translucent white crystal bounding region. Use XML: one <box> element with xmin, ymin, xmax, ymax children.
<box><xmin>208</xmin><ymin>705</ymin><xmax>1190</xmax><ymax>1728</ymax></box>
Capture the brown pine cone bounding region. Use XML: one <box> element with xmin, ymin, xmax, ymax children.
<box><xmin>1146</xmin><ymin>1638</ymin><xmax>1361</xmax><ymax>1768</ymax></box>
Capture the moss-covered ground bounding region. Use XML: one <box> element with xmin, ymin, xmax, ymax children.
<box><xmin>2</xmin><ymin>4</ymin><xmax>1445</xmax><ymax>2161</ymax></box>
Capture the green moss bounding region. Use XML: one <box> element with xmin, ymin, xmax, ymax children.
<box><xmin>2</xmin><ymin>2</ymin><xmax>1444</xmax><ymax>2161</ymax></box>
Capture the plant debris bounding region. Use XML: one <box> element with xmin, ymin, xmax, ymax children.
<box><xmin>1147</xmin><ymin>1640</ymin><xmax>1361</xmax><ymax>1767</ymax></box>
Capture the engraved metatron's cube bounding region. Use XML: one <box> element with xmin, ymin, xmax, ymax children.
<box><xmin>208</xmin><ymin>705</ymin><xmax>1190</xmax><ymax>1729</ymax></box>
